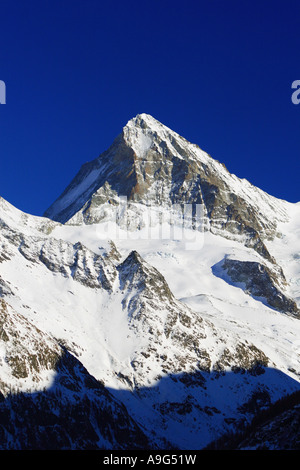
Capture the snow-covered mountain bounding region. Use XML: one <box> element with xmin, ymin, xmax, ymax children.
<box><xmin>1</xmin><ymin>114</ymin><xmax>300</xmax><ymax>449</ymax></box>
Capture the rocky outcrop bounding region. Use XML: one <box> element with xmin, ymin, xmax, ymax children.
<box><xmin>114</xmin><ymin>251</ymin><xmax>273</xmax><ymax>392</ymax></box>
<box><xmin>0</xmin><ymin>223</ymin><xmax>117</xmax><ymax>291</ymax></box>
<box><xmin>214</xmin><ymin>257</ymin><xmax>300</xmax><ymax>317</ymax></box>
<box><xmin>0</xmin><ymin>299</ymin><xmax>61</xmax><ymax>393</ymax></box>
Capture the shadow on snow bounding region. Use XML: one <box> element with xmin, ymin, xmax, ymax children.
<box><xmin>0</xmin><ymin>348</ymin><xmax>299</xmax><ymax>450</ymax></box>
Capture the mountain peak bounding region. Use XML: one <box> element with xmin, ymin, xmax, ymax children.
<box><xmin>122</xmin><ymin>113</ymin><xmax>179</xmax><ymax>160</ymax></box>
<box><xmin>43</xmin><ymin>114</ymin><xmax>289</xmax><ymax>264</ymax></box>
<box><xmin>124</xmin><ymin>113</ymin><xmax>167</xmax><ymax>130</ymax></box>
<box><xmin>126</xmin><ymin>113</ymin><xmax>158</xmax><ymax>126</ymax></box>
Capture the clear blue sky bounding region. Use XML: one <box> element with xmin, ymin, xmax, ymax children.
<box><xmin>0</xmin><ymin>0</ymin><xmax>299</xmax><ymax>216</ymax></box>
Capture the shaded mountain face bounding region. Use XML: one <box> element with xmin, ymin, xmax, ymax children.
<box><xmin>0</xmin><ymin>114</ymin><xmax>300</xmax><ymax>449</ymax></box>
<box><xmin>206</xmin><ymin>390</ymin><xmax>300</xmax><ymax>450</ymax></box>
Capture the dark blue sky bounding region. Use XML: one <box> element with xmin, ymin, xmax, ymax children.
<box><xmin>0</xmin><ymin>0</ymin><xmax>299</xmax><ymax>216</ymax></box>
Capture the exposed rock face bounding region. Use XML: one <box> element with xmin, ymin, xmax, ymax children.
<box><xmin>0</xmin><ymin>299</ymin><xmax>61</xmax><ymax>393</ymax></box>
<box><xmin>44</xmin><ymin>114</ymin><xmax>288</xmax><ymax>262</ymax></box>
<box><xmin>0</xmin><ymin>222</ymin><xmax>117</xmax><ymax>291</ymax></box>
<box><xmin>213</xmin><ymin>257</ymin><xmax>300</xmax><ymax>317</ymax></box>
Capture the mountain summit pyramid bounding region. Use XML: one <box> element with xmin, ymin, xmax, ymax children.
<box><xmin>0</xmin><ymin>114</ymin><xmax>300</xmax><ymax>449</ymax></box>
<box><xmin>44</xmin><ymin>114</ymin><xmax>288</xmax><ymax>262</ymax></box>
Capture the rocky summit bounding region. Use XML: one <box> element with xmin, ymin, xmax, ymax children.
<box><xmin>0</xmin><ymin>114</ymin><xmax>300</xmax><ymax>450</ymax></box>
